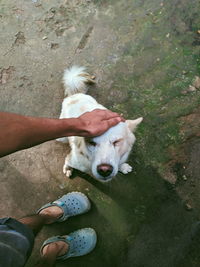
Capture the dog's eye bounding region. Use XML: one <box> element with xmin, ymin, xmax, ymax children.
<box><xmin>113</xmin><ymin>139</ymin><xmax>122</xmax><ymax>146</ymax></box>
<box><xmin>88</xmin><ymin>140</ymin><xmax>96</xmax><ymax>146</ymax></box>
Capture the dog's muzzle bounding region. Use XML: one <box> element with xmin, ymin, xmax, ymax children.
<box><xmin>97</xmin><ymin>164</ymin><xmax>113</xmax><ymax>179</ymax></box>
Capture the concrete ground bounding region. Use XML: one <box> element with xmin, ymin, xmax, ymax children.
<box><xmin>0</xmin><ymin>0</ymin><xmax>200</xmax><ymax>266</ymax></box>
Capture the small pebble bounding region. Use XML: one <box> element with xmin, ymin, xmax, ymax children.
<box><xmin>188</xmin><ymin>85</ymin><xmax>196</xmax><ymax>92</ymax></box>
<box><xmin>193</xmin><ymin>76</ymin><xmax>200</xmax><ymax>89</ymax></box>
<box><xmin>185</xmin><ymin>203</ymin><xmax>192</xmax><ymax>211</ymax></box>
<box><xmin>59</xmin><ymin>184</ymin><xmax>65</xmax><ymax>189</ymax></box>
<box><xmin>182</xmin><ymin>175</ymin><xmax>187</xmax><ymax>181</ymax></box>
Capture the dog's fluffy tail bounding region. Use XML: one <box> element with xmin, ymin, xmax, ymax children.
<box><xmin>63</xmin><ymin>66</ymin><xmax>95</xmax><ymax>96</ymax></box>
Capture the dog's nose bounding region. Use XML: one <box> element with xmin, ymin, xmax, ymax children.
<box><xmin>97</xmin><ymin>164</ymin><xmax>113</xmax><ymax>177</ymax></box>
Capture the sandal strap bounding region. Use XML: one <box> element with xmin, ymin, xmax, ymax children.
<box><xmin>56</xmin><ymin>236</ymin><xmax>75</xmax><ymax>260</ymax></box>
<box><xmin>40</xmin><ymin>235</ymin><xmax>70</xmax><ymax>257</ymax></box>
<box><xmin>40</xmin><ymin>235</ymin><xmax>74</xmax><ymax>260</ymax></box>
<box><xmin>37</xmin><ymin>201</ymin><xmax>69</xmax><ymax>222</ymax></box>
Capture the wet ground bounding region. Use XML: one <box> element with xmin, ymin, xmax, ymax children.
<box><xmin>0</xmin><ymin>0</ymin><xmax>200</xmax><ymax>266</ymax></box>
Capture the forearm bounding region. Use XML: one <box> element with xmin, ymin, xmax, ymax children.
<box><xmin>0</xmin><ymin>112</ymin><xmax>78</xmax><ymax>157</ymax></box>
<box><xmin>0</xmin><ymin>109</ymin><xmax>124</xmax><ymax>157</ymax></box>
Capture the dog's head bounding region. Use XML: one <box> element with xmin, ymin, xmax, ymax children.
<box><xmin>85</xmin><ymin>117</ymin><xmax>143</xmax><ymax>182</ymax></box>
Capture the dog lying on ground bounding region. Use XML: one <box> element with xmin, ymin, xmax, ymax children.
<box><xmin>57</xmin><ymin>66</ymin><xmax>143</xmax><ymax>182</ymax></box>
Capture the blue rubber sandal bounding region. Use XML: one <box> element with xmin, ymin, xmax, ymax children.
<box><xmin>37</xmin><ymin>192</ymin><xmax>91</xmax><ymax>222</ymax></box>
<box><xmin>40</xmin><ymin>228</ymin><xmax>97</xmax><ymax>260</ymax></box>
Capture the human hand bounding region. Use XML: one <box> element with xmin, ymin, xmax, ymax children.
<box><xmin>74</xmin><ymin>109</ymin><xmax>125</xmax><ymax>137</ymax></box>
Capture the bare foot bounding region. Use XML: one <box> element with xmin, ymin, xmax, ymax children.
<box><xmin>39</xmin><ymin>206</ymin><xmax>63</xmax><ymax>224</ymax></box>
<box><xmin>41</xmin><ymin>240</ymin><xmax>69</xmax><ymax>258</ymax></box>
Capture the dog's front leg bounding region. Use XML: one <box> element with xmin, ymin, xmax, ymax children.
<box><xmin>119</xmin><ymin>163</ymin><xmax>132</xmax><ymax>174</ymax></box>
<box><xmin>63</xmin><ymin>156</ymin><xmax>73</xmax><ymax>178</ymax></box>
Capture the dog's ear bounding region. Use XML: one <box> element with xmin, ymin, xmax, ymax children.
<box><xmin>126</xmin><ymin>117</ymin><xmax>143</xmax><ymax>132</ymax></box>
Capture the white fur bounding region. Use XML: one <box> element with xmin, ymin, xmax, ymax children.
<box><xmin>58</xmin><ymin>66</ymin><xmax>143</xmax><ymax>182</ymax></box>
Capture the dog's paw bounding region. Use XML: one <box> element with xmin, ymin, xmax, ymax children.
<box><xmin>119</xmin><ymin>163</ymin><xmax>132</xmax><ymax>174</ymax></box>
<box><xmin>66</xmin><ymin>169</ymin><xmax>73</xmax><ymax>178</ymax></box>
<box><xmin>63</xmin><ymin>165</ymin><xmax>73</xmax><ymax>178</ymax></box>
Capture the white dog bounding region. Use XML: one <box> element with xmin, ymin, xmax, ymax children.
<box><xmin>58</xmin><ymin>66</ymin><xmax>143</xmax><ymax>182</ymax></box>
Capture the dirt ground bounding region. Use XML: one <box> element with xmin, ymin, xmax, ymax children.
<box><xmin>0</xmin><ymin>0</ymin><xmax>200</xmax><ymax>266</ymax></box>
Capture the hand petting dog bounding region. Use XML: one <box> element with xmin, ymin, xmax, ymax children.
<box><xmin>72</xmin><ymin>109</ymin><xmax>125</xmax><ymax>137</ymax></box>
<box><xmin>0</xmin><ymin>109</ymin><xmax>123</xmax><ymax>157</ymax></box>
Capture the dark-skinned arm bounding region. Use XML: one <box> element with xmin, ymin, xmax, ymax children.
<box><xmin>0</xmin><ymin>109</ymin><xmax>124</xmax><ymax>157</ymax></box>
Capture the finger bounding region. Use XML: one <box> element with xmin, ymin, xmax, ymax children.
<box><xmin>104</xmin><ymin>110</ymin><xmax>125</xmax><ymax>121</ymax></box>
<box><xmin>93</xmin><ymin>109</ymin><xmax>123</xmax><ymax>119</ymax></box>
<box><xmin>91</xmin><ymin>117</ymin><xmax>124</xmax><ymax>137</ymax></box>
<box><xmin>103</xmin><ymin>113</ymin><xmax>125</xmax><ymax>122</ymax></box>
<box><xmin>105</xmin><ymin>116</ymin><xmax>124</xmax><ymax>128</ymax></box>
